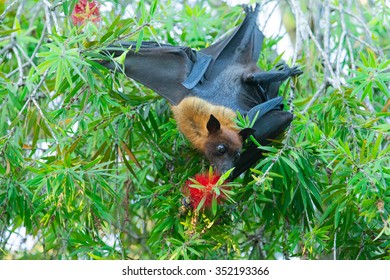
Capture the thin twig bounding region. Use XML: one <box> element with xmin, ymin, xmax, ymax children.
<box><xmin>31</xmin><ymin>97</ymin><xmax>59</xmax><ymax>145</ymax></box>
<box><xmin>81</xmin><ymin>23</ymin><xmax>150</xmax><ymax>54</ymax></box>
<box><xmin>330</xmin><ymin>4</ymin><xmax>373</xmax><ymax>41</ymax></box>
<box><xmin>0</xmin><ymin>35</ymin><xmax>11</xmax><ymax>42</ymax></box>
<box><xmin>301</xmin><ymin>83</ymin><xmax>327</xmax><ymax>114</ymax></box>
<box><xmin>0</xmin><ymin>96</ymin><xmax>9</xmax><ymax>112</ymax></box>
<box><xmin>4</xmin><ymin>98</ymin><xmax>32</xmax><ymax>148</ymax></box>
<box><xmin>28</xmin><ymin>1</ymin><xmax>43</xmax><ymax>29</ymax></box>
<box><xmin>323</xmin><ymin>0</ymin><xmax>331</xmax><ymax>80</ymax></box>
<box><xmin>355</xmin><ymin>1</ymin><xmax>384</xmax><ymax>57</ymax></box>
<box><xmin>261</xmin><ymin>0</ymin><xmax>279</xmax><ymax>30</ymax></box>
<box><xmin>291</xmin><ymin>0</ymin><xmax>302</xmax><ymax>64</ymax></box>
<box><xmin>15</xmin><ymin>0</ymin><xmax>26</xmax><ymax>20</ymax></box>
<box><xmin>31</xmin><ymin>69</ymin><xmax>50</xmax><ymax>97</ymax></box>
<box><xmin>52</xmin><ymin>1</ymin><xmax>64</xmax><ymax>9</ymax></box>
<box><xmin>288</xmin><ymin>0</ymin><xmax>340</xmax><ymax>90</ymax></box>
<box><xmin>338</xmin><ymin>4</ymin><xmax>377</xmax><ymax>116</ymax></box>
<box><xmin>42</xmin><ymin>0</ymin><xmax>61</xmax><ymax>35</ymax></box>
<box><xmin>2</xmin><ymin>69</ymin><xmax>53</xmax><ymax>149</ymax></box>
<box><xmin>16</xmin><ymin>42</ymin><xmax>39</xmax><ymax>71</ymax></box>
<box><xmin>0</xmin><ymin>0</ymin><xmax>19</xmax><ymax>22</ymax></box>
<box><xmin>0</xmin><ymin>42</ymin><xmax>14</xmax><ymax>56</ymax></box>
<box><xmin>31</xmin><ymin>23</ymin><xmax>47</xmax><ymax>59</ymax></box>
<box><xmin>11</xmin><ymin>46</ymin><xmax>24</xmax><ymax>86</ymax></box>
<box><xmin>6</xmin><ymin>24</ymin><xmax>47</xmax><ymax>79</ymax></box>
<box><xmin>347</xmin><ymin>33</ymin><xmax>381</xmax><ymax>56</ymax></box>
<box><xmin>341</xmin><ymin>6</ymin><xmax>355</xmax><ymax>74</ymax></box>
<box><xmin>44</xmin><ymin>4</ymin><xmax>53</xmax><ymax>36</ymax></box>
<box><xmin>335</xmin><ymin>30</ymin><xmax>347</xmax><ymax>77</ymax></box>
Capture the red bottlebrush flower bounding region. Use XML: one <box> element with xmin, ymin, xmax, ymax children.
<box><xmin>71</xmin><ymin>0</ymin><xmax>101</xmax><ymax>26</ymax></box>
<box><xmin>182</xmin><ymin>171</ymin><xmax>231</xmax><ymax>211</ymax></box>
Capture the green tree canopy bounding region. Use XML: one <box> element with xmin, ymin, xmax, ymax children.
<box><xmin>0</xmin><ymin>0</ymin><xmax>389</xmax><ymax>259</ymax></box>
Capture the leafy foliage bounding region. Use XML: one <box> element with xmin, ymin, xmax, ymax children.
<box><xmin>0</xmin><ymin>0</ymin><xmax>389</xmax><ymax>260</ymax></box>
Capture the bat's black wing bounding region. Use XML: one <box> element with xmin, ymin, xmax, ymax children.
<box><xmin>187</xmin><ymin>5</ymin><xmax>301</xmax><ymax>114</ymax></box>
<box><xmin>100</xmin><ymin>42</ymin><xmax>211</xmax><ymax>105</ymax></box>
<box><xmin>197</xmin><ymin>5</ymin><xmax>264</xmax><ymax>82</ymax></box>
<box><xmin>99</xmin><ymin>5</ymin><xmax>265</xmax><ymax>107</ymax></box>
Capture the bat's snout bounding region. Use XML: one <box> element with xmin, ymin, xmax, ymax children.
<box><xmin>212</xmin><ymin>161</ymin><xmax>235</xmax><ymax>176</ymax></box>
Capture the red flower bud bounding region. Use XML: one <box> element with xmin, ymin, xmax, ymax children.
<box><xmin>71</xmin><ymin>0</ymin><xmax>100</xmax><ymax>26</ymax></box>
<box><xmin>182</xmin><ymin>172</ymin><xmax>231</xmax><ymax>211</ymax></box>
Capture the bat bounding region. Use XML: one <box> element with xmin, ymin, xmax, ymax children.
<box><xmin>100</xmin><ymin>4</ymin><xmax>302</xmax><ymax>179</ymax></box>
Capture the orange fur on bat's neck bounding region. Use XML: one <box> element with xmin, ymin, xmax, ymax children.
<box><xmin>171</xmin><ymin>96</ymin><xmax>238</xmax><ymax>151</ymax></box>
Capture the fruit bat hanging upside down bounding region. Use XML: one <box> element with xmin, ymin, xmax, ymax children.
<box><xmin>99</xmin><ymin>4</ymin><xmax>302</xmax><ymax>179</ymax></box>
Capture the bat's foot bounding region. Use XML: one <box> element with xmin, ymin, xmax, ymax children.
<box><xmin>275</xmin><ymin>62</ymin><xmax>286</xmax><ymax>71</ymax></box>
<box><xmin>290</xmin><ymin>66</ymin><xmax>303</xmax><ymax>77</ymax></box>
<box><xmin>243</xmin><ymin>2</ymin><xmax>260</xmax><ymax>15</ymax></box>
<box><xmin>275</xmin><ymin>62</ymin><xmax>303</xmax><ymax>77</ymax></box>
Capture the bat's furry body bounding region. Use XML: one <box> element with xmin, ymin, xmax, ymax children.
<box><xmin>171</xmin><ymin>97</ymin><xmax>249</xmax><ymax>172</ymax></box>
<box><xmin>100</xmin><ymin>4</ymin><xmax>302</xmax><ymax>178</ymax></box>
<box><xmin>171</xmin><ymin>96</ymin><xmax>237</xmax><ymax>152</ymax></box>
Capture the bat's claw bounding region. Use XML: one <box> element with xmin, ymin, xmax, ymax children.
<box><xmin>275</xmin><ymin>62</ymin><xmax>286</xmax><ymax>71</ymax></box>
<box><xmin>243</xmin><ymin>5</ymin><xmax>251</xmax><ymax>13</ymax></box>
<box><xmin>290</xmin><ymin>66</ymin><xmax>303</xmax><ymax>76</ymax></box>
<box><xmin>243</xmin><ymin>3</ymin><xmax>260</xmax><ymax>14</ymax></box>
<box><xmin>275</xmin><ymin>63</ymin><xmax>303</xmax><ymax>76</ymax></box>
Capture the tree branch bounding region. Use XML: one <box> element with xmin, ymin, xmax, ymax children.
<box><xmin>288</xmin><ymin>0</ymin><xmax>340</xmax><ymax>89</ymax></box>
<box><xmin>323</xmin><ymin>0</ymin><xmax>331</xmax><ymax>80</ymax></box>
<box><xmin>42</xmin><ymin>0</ymin><xmax>61</xmax><ymax>35</ymax></box>
<box><xmin>0</xmin><ymin>0</ymin><xmax>19</xmax><ymax>22</ymax></box>
<box><xmin>6</xmin><ymin>24</ymin><xmax>47</xmax><ymax>79</ymax></box>
<box><xmin>11</xmin><ymin>46</ymin><xmax>24</xmax><ymax>86</ymax></box>
<box><xmin>301</xmin><ymin>82</ymin><xmax>328</xmax><ymax>114</ymax></box>
<box><xmin>31</xmin><ymin>97</ymin><xmax>59</xmax><ymax>145</ymax></box>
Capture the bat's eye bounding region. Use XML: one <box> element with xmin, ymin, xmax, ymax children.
<box><xmin>216</xmin><ymin>144</ymin><xmax>227</xmax><ymax>155</ymax></box>
<box><xmin>234</xmin><ymin>152</ymin><xmax>241</xmax><ymax>161</ymax></box>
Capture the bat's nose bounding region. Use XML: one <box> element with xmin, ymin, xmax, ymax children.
<box><xmin>215</xmin><ymin>162</ymin><xmax>235</xmax><ymax>176</ymax></box>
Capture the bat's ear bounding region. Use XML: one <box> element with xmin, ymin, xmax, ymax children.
<box><xmin>207</xmin><ymin>114</ymin><xmax>221</xmax><ymax>134</ymax></box>
<box><xmin>239</xmin><ymin>128</ymin><xmax>256</xmax><ymax>141</ymax></box>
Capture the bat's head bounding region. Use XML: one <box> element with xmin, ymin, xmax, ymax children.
<box><xmin>204</xmin><ymin>114</ymin><xmax>255</xmax><ymax>175</ymax></box>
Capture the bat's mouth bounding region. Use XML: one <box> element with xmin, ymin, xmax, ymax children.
<box><xmin>211</xmin><ymin>163</ymin><xmax>235</xmax><ymax>178</ymax></box>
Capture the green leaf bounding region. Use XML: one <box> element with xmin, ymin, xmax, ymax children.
<box><xmin>55</xmin><ymin>61</ymin><xmax>64</xmax><ymax>91</ymax></box>
<box><xmin>196</xmin><ymin>196</ymin><xmax>207</xmax><ymax>212</ymax></box>
<box><xmin>136</xmin><ymin>29</ymin><xmax>144</xmax><ymax>51</ymax></box>
<box><xmin>281</xmin><ymin>156</ymin><xmax>299</xmax><ymax>173</ymax></box>
<box><xmin>0</xmin><ymin>28</ymin><xmax>20</xmax><ymax>36</ymax></box>
<box><xmin>375</xmin><ymin>78</ymin><xmax>390</xmax><ymax>97</ymax></box>
<box><xmin>13</xmin><ymin>17</ymin><xmax>21</xmax><ymax>35</ymax></box>
<box><xmin>150</xmin><ymin>0</ymin><xmax>158</xmax><ymax>16</ymax></box>
<box><xmin>217</xmin><ymin>168</ymin><xmax>234</xmax><ymax>184</ymax></box>
<box><xmin>361</xmin><ymin>81</ymin><xmax>372</xmax><ymax>100</ymax></box>
<box><xmin>258</xmin><ymin>145</ymin><xmax>278</xmax><ymax>153</ymax></box>
<box><xmin>360</xmin><ymin>52</ymin><xmax>369</xmax><ymax>67</ymax></box>
<box><xmin>99</xmin><ymin>31</ymin><xmax>114</xmax><ymax>44</ymax></box>
<box><xmin>211</xmin><ymin>197</ymin><xmax>217</xmax><ymax>216</ymax></box>
<box><xmin>114</xmin><ymin>48</ymin><xmax>130</xmax><ymax>66</ymax></box>
<box><xmin>187</xmin><ymin>246</ymin><xmax>202</xmax><ymax>258</ymax></box>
